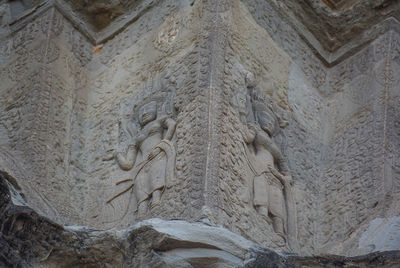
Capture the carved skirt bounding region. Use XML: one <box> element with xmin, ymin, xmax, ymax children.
<box><xmin>134</xmin><ymin>150</ymin><xmax>167</xmax><ymax>204</ymax></box>
<box><xmin>268</xmin><ymin>182</ymin><xmax>285</xmax><ymax>219</ymax></box>
<box><xmin>254</xmin><ymin>174</ymin><xmax>269</xmax><ymax>207</ymax></box>
<box><xmin>253</xmin><ymin>173</ymin><xmax>285</xmax><ymax>219</ymax></box>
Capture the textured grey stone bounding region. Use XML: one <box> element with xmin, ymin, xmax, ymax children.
<box><xmin>1</xmin><ymin>172</ymin><xmax>400</xmax><ymax>267</ymax></box>
<box><xmin>1</xmin><ymin>0</ymin><xmax>400</xmax><ymax>266</ymax></box>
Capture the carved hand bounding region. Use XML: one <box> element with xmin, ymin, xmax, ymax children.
<box><xmin>244</xmin><ymin>123</ymin><xmax>257</xmax><ymax>143</ymax></box>
<box><xmin>248</xmin><ymin>125</ymin><xmax>256</xmax><ymax>137</ymax></box>
<box><xmin>130</xmin><ymin>138</ymin><xmax>139</xmax><ymax>147</ymax></box>
<box><xmin>282</xmin><ymin>173</ymin><xmax>293</xmax><ymax>186</ymax></box>
<box><xmin>114</xmin><ymin>150</ymin><xmax>121</xmax><ymax>159</ymax></box>
<box><xmin>247</xmin><ymin>122</ymin><xmax>258</xmax><ymax>132</ymax></box>
<box><xmin>148</xmin><ymin>147</ymin><xmax>162</xmax><ymax>160</ymax></box>
<box><xmin>114</xmin><ymin>145</ymin><xmax>137</xmax><ymax>171</ymax></box>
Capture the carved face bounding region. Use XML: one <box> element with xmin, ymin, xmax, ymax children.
<box><xmin>245</xmin><ymin>72</ymin><xmax>256</xmax><ymax>88</ymax></box>
<box><xmin>236</xmin><ymin>93</ymin><xmax>247</xmax><ymax>111</ymax></box>
<box><xmin>139</xmin><ymin>101</ymin><xmax>157</xmax><ymax>126</ymax></box>
<box><xmin>256</xmin><ymin>110</ymin><xmax>276</xmax><ymax>136</ymax></box>
<box><xmin>235</xmin><ymin>92</ymin><xmax>252</xmax><ymax>123</ymax></box>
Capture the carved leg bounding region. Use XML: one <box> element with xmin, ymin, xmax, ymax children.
<box><xmin>256</xmin><ymin>206</ymin><xmax>272</xmax><ymax>223</ymax></box>
<box><xmin>138</xmin><ymin>201</ymin><xmax>148</xmax><ymax>217</ymax></box>
<box><xmin>272</xmin><ymin>216</ymin><xmax>285</xmax><ymax>237</ymax></box>
<box><xmin>272</xmin><ymin>216</ymin><xmax>286</xmax><ymax>246</ymax></box>
<box><xmin>150</xmin><ymin>189</ymin><xmax>162</xmax><ymax>208</ymax></box>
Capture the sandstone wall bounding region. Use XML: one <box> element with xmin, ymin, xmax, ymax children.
<box><xmin>0</xmin><ymin>0</ymin><xmax>399</xmax><ymax>259</ymax></box>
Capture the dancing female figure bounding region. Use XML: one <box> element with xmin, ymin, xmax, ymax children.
<box><xmin>110</xmin><ymin>101</ymin><xmax>176</xmax><ymax>217</ymax></box>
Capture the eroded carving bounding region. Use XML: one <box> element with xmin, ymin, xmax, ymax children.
<box><xmin>109</xmin><ymin>72</ymin><xmax>177</xmax><ymax>218</ymax></box>
<box><xmin>238</xmin><ymin>72</ymin><xmax>296</xmax><ymax>247</ymax></box>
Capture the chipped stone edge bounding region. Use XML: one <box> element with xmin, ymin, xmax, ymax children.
<box><xmin>4</xmin><ymin>0</ymin><xmax>400</xmax><ymax>66</ymax></box>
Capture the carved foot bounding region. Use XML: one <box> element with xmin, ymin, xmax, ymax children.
<box><xmin>274</xmin><ymin>233</ymin><xmax>286</xmax><ymax>247</ymax></box>
<box><xmin>150</xmin><ymin>190</ymin><xmax>162</xmax><ymax>209</ymax></box>
<box><xmin>138</xmin><ymin>201</ymin><xmax>148</xmax><ymax>217</ymax></box>
<box><xmin>272</xmin><ymin>216</ymin><xmax>285</xmax><ymax>238</ymax></box>
<box><xmin>256</xmin><ymin>206</ymin><xmax>272</xmax><ymax>223</ymax></box>
<box><xmin>271</xmin><ymin>216</ymin><xmax>286</xmax><ymax>247</ymax></box>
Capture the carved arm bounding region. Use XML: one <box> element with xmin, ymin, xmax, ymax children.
<box><xmin>270</xmin><ymin>168</ymin><xmax>293</xmax><ymax>187</ymax></box>
<box><xmin>115</xmin><ymin>144</ymin><xmax>138</xmax><ymax>171</ymax></box>
<box><xmin>243</xmin><ymin>123</ymin><xmax>256</xmax><ymax>144</ymax></box>
<box><xmin>163</xmin><ymin>117</ymin><xmax>176</xmax><ymax>141</ymax></box>
<box><xmin>256</xmin><ymin>130</ymin><xmax>289</xmax><ymax>173</ymax></box>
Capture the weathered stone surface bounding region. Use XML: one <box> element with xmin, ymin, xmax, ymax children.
<box><xmin>1</xmin><ymin>172</ymin><xmax>400</xmax><ymax>267</ymax></box>
<box><xmin>1</xmin><ymin>0</ymin><xmax>400</xmax><ymax>266</ymax></box>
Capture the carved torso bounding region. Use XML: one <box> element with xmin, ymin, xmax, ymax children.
<box><xmin>254</xmin><ymin>139</ymin><xmax>275</xmax><ymax>170</ymax></box>
<box><xmin>252</xmin><ymin>128</ymin><xmax>279</xmax><ymax>173</ymax></box>
<box><xmin>137</xmin><ymin>120</ymin><xmax>163</xmax><ymax>155</ymax></box>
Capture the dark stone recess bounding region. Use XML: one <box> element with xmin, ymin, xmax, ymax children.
<box><xmin>0</xmin><ymin>171</ymin><xmax>123</xmax><ymax>268</ymax></box>
<box><xmin>63</xmin><ymin>0</ymin><xmax>131</xmax><ymax>31</ymax></box>
<box><xmin>276</xmin><ymin>0</ymin><xmax>400</xmax><ymax>52</ymax></box>
<box><xmin>246</xmin><ymin>249</ymin><xmax>400</xmax><ymax>268</ymax></box>
<box><xmin>1</xmin><ymin>171</ymin><xmax>400</xmax><ymax>268</ymax></box>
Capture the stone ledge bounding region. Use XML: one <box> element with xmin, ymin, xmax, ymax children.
<box><xmin>1</xmin><ymin>172</ymin><xmax>400</xmax><ymax>267</ymax></box>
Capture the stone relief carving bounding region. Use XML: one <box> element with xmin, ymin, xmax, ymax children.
<box><xmin>1</xmin><ymin>0</ymin><xmax>399</xmax><ymax>262</ymax></box>
<box><xmin>243</xmin><ymin>0</ymin><xmax>327</xmax><ymax>92</ymax></box>
<box><xmin>316</xmin><ymin>33</ymin><xmax>398</xmax><ymax>252</ymax></box>
<box><xmin>235</xmin><ymin>72</ymin><xmax>296</xmax><ymax>247</ymax></box>
<box><xmin>108</xmin><ymin>72</ymin><xmax>177</xmax><ymax>218</ymax></box>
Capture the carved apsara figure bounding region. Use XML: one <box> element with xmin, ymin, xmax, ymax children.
<box><xmin>248</xmin><ymin>104</ymin><xmax>292</xmax><ymax>238</ymax></box>
<box><xmin>109</xmin><ymin>100</ymin><xmax>176</xmax><ymax>217</ymax></box>
<box><xmin>242</xmin><ymin>72</ymin><xmax>295</xmax><ymax>244</ymax></box>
